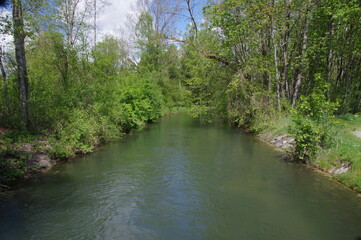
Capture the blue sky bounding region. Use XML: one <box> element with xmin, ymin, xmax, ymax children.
<box><xmin>0</xmin><ymin>0</ymin><xmax>209</xmax><ymax>46</ymax></box>
<box><xmin>98</xmin><ymin>0</ymin><xmax>208</xmax><ymax>38</ymax></box>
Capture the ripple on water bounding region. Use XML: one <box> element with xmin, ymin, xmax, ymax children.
<box><xmin>1</xmin><ymin>114</ymin><xmax>361</xmax><ymax>240</ymax></box>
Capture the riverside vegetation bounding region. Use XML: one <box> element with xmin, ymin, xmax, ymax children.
<box><xmin>0</xmin><ymin>0</ymin><xmax>360</xmax><ymax>192</ymax></box>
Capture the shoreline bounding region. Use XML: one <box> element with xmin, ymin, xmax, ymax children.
<box><xmin>0</xmin><ymin>107</ymin><xmax>190</xmax><ymax>194</ymax></box>
<box><xmin>257</xmin><ymin>132</ymin><xmax>361</xmax><ymax>195</ymax></box>
<box><xmin>2</xmin><ymin>111</ymin><xmax>360</xmax><ymax>198</ymax></box>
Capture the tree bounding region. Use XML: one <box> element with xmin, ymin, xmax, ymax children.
<box><xmin>12</xmin><ymin>0</ymin><xmax>29</xmax><ymax>127</ymax></box>
<box><xmin>88</xmin><ymin>0</ymin><xmax>109</xmax><ymax>46</ymax></box>
<box><xmin>54</xmin><ymin>0</ymin><xmax>91</xmax><ymax>86</ymax></box>
<box><xmin>0</xmin><ymin>45</ymin><xmax>9</xmax><ymax>114</ymax></box>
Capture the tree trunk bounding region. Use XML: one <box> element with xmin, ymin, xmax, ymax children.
<box><xmin>12</xmin><ymin>0</ymin><xmax>29</xmax><ymax>127</ymax></box>
<box><xmin>185</xmin><ymin>0</ymin><xmax>198</xmax><ymax>41</ymax></box>
<box><xmin>273</xmin><ymin>38</ymin><xmax>281</xmax><ymax>110</ymax></box>
<box><xmin>271</xmin><ymin>2</ymin><xmax>281</xmax><ymax>110</ymax></box>
<box><xmin>261</xmin><ymin>27</ymin><xmax>271</xmax><ymax>90</ymax></box>
<box><xmin>282</xmin><ymin>1</ymin><xmax>290</xmax><ymax>100</ymax></box>
<box><xmin>0</xmin><ymin>45</ymin><xmax>10</xmax><ymax>114</ymax></box>
<box><xmin>292</xmin><ymin>14</ymin><xmax>309</xmax><ymax>108</ymax></box>
<box><xmin>326</xmin><ymin>19</ymin><xmax>334</xmax><ymax>99</ymax></box>
<box><xmin>343</xmin><ymin>54</ymin><xmax>354</xmax><ymax>108</ymax></box>
<box><xmin>94</xmin><ymin>0</ymin><xmax>97</xmax><ymax>46</ymax></box>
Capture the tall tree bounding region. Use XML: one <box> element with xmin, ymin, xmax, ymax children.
<box><xmin>12</xmin><ymin>0</ymin><xmax>29</xmax><ymax>127</ymax></box>
<box><xmin>0</xmin><ymin>45</ymin><xmax>9</xmax><ymax>114</ymax></box>
<box><xmin>55</xmin><ymin>0</ymin><xmax>91</xmax><ymax>86</ymax></box>
<box><xmin>89</xmin><ymin>0</ymin><xmax>109</xmax><ymax>46</ymax></box>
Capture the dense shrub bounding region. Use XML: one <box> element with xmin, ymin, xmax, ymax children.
<box><xmin>47</xmin><ymin>73</ymin><xmax>165</xmax><ymax>159</ymax></box>
<box><xmin>226</xmin><ymin>72</ymin><xmax>278</xmax><ymax>133</ymax></box>
<box><xmin>290</xmin><ymin>74</ymin><xmax>339</xmax><ymax>162</ymax></box>
<box><xmin>0</xmin><ymin>152</ymin><xmax>29</xmax><ymax>184</ymax></box>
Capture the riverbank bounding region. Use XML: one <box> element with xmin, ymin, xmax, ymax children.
<box><xmin>2</xmin><ymin>112</ymin><xmax>361</xmax><ymax>240</ymax></box>
<box><xmin>2</xmin><ymin>110</ymin><xmax>360</xmax><ymax>195</ymax></box>
<box><xmin>0</xmin><ymin>128</ymin><xmax>116</xmax><ymax>193</ymax></box>
<box><xmin>257</xmin><ymin>113</ymin><xmax>361</xmax><ymax>193</ymax></box>
<box><xmin>0</xmin><ymin>107</ymin><xmax>189</xmax><ymax>192</ymax></box>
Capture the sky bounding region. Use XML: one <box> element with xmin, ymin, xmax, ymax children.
<box><xmin>96</xmin><ymin>0</ymin><xmax>207</xmax><ymax>39</ymax></box>
<box><xmin>0</xmin><ymin>0</ymin><xmax>207</xmax><ymax>46</ymax></box>
<box><xmin>96</xmin><ymin>0</ymin><xmax>136</xmax><ymax>37</ymax></box>
<box><xmin>0</xmin><ymin>0</ymin><xmax>138</xmax><ymax>46</ymax></box>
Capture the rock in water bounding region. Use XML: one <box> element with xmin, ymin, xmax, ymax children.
<box><xmin>33</xmin><ymin>154</ymin><xmax>52</xmax><ymax>169</ymax></box>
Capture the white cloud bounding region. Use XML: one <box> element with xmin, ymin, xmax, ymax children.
<box><xmin>0</xmin><ymin>8</ymin><xmax>13</xmax><ymax>49</ymax></box>
<box><xmin>97</xmin><ymin>0</ymin><xmax>138</xmax><ymax>38</ymax></box>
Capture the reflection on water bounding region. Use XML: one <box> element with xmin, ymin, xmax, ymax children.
<box><xmin>1</xmin><ymin>113</ymin><xmax>361</xmax><ymax>240</ymax></box>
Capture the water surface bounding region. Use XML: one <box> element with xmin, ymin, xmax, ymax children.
<box><xmin>1</xmin><ymin>114</ymin><xmax>361</xmax><ymax>239</ymax></box>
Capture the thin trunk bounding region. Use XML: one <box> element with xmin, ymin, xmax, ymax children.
<box><xmin>12</xmin><ymin>0</ymin><xmax>29</xmax><ymax>127</ymax></box>
<box><xmin>282</xmin><ymin>1</ymin><xmax>290</xmax><ymax>99</ymax></box>
<box><xmin>261</xmin><ymin>27</ymin><xmax>271</xmax><ymax>90</ymax></box>
<box><xmin>306</xmin><ymin>45</ymin><xmax>322</xmax><ymax>96</ymax></box>
<box><xmin>273</xmin><ymin>37</ymin><xmax>281</xmax><ymax>110</ymax></box>
<box><xmin>326</xmin><ymin>20</ymin><xmax>334</xmax><ymax>99</ymax></box>
<box><xmin>292</xmin><ymin>14</ymin><xmax>309</xmax><ymax>108</ymax></box>
<box><xmin>267</xmin><ymin>32</ymin><xmax>272</xmax><ymax>92</ymax></box>
<box><xmin>335</xmin><ymin>57</ymin><xmax>343</xmax><ymax>90</ymax></box>
<box><xmin>271</xmin><ymin>8</ymin><xmax>281</xmax><ymax>110</ymax></box>
<box><xmin>69</xmin><ymin>5</ymin><xmax>75</xmax><ymax>47</ymax></box>
<box><xmin>327</xmin><ymin>21</ymin><xmax>334</xmax><ymax>83</ymax></box>
<box><xmin>94</xmin><ymin>0</ymin><xmax>97</xmax><ymax>46</ymax></box>
<box><xmin>185</xmin><ymin>0</ymin><xmax>198</xmax><ymax>41</ymax></box>
<box><xmin>0</xmin><ymin>45</ymin><xmax>10</xmax><ymax>114</ymax></box>
<box><xmin>343</xmin><ymin>54</ymin><xmax>354</xmax><ymax>107</ymax></box>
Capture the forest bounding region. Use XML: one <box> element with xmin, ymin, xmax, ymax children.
<box><xmin>0</xmin><ymin>0</ymin><xmax>360</xmax><ymax>190</ymax></box>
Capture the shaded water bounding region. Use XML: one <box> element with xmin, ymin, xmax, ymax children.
<box><xmin>1</xmin><ymin>113</ymin><xmax>361</xmax><ymax>240</ymax></box>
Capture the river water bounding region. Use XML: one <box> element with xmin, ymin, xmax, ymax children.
<box><xmin>1</xmin><ymin>113</ymin><xmax>361</xmax><ymax>240</ymax></box>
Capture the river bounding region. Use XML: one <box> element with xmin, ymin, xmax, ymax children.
<box><xmin>1</xmin><ymin>113</ymin><xmax>361</xmax><ymax>240</ymax></box>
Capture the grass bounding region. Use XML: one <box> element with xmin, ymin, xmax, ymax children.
<box><xmin>0</xmin><ymin>105</ymin><xmax>193</xmax><ymax>187</ymax></box>
<box><xmin>260</xmin><ymin>114</ymin><xmax>292</xmax><ymax>140</ymax></box>
<box><xmin>261</xmin><ymin>113</ymin><xmax>361</xmax><ymax>192</ymax></box>
<box><xmin>315</xmin><ymin>114</ymin><xmax>361</xmax><ymax>191</ymax></box>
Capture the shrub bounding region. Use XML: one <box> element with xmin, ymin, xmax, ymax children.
<box><xmin>226</xmin><ymin>72</ymin><xmax>278</xmax><ymax>133</ymax></box>
<box><xmin>50</xmin><ymin>109</ymin><xmax>99</xmax><ymax>158</ymax></box>
<box><xmin>0</xmin><ymin>154</ymin><xmax>28</xmax><ymax>183</ymax></box>
<box><xmin>290</xmin><ymin>74</ymin><xmax>338</xmax><ymax>162</ymax></box>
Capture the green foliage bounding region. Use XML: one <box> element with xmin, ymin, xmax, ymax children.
<box><xmin>226</xmin><ymin>72</ymin><xmax>278</xmax><ymax>133</ymax></box>
<box><xmin>0</xmin><ymin>157</ymin><xmax>28</xmax><ymax>183</ymax></box>
<box><xmin>291</xmin><ymin>74</ymin><xmax>339</xmax><ymax>161</ymax></box>
<box><xmin>1</xmin><ymin>0</ymin><xmax>359</xmax><ymax>190</ymax></box>
<box><xmin>0</xmin><ymin>27</ymin><xmax>169</xmax><ymax>162</ymax></box>
<box><xmin>47</xmin><ymin>73</ymin><xmax>165</xmax><ymax>159</ymax></box>
<box><xmin>0</xmin><ymin>148</ymin><xmax>31</xmax><ymax>184</ymax></box>
<box><xmin>118</xmin><ymin>74</ymin><xmax>165</xmax><ymax>130</ymax></box>
<box><xmin>1</xmin><ymin>129</ymin><xmax>38</xmax><ymax>143</ymax></box>
<box><xmin>313</xmin><ymin>114</ymin><xmax>361</xmax><ymax>191</ymax></box>
<box><xmin>93</xmin><ymin>35</ymin><xmax>124</xmax><ymax>77</ymax></box>
<box><xmin>180</xmin><ymin>34</ymin><xmax>232</xmax><ymax>118</ymax></box>
<box><xmin>50</xmin><ymin>109</ymin><xmax>99</xmax><ymax>158</ymax></box>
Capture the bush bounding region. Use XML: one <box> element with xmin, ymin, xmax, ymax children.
<box><xmin>226</xmin><ymin>72</ymin><xmax>278</xmax><ymax>133</ymax></box>
<box><xmin>119</xmin><ymin>74</ymin><xmax>164</xmax><ymax>128</ymax></box>
<box><xmin>50</xmin><ymin>109</ymin><xmax>99</xmax><ymax>158</ymax></box>
<box><xmin>290</xmin><ymin>74</ymin><xmax>338</xmax><ymax>162</ymax></box>
<box><xmin>0</xmin><ymin>155</ymin><xmax>28</xmax><ymax>183</ymax></box>
<box><xmin>48</xmin><ymin>74</ymin><xmax>165</xmax><ymax>159</ymax></box>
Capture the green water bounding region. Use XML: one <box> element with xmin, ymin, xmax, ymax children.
<box><xmin>1</xmin><ymin>114</ymin><xmax>361</xmax><ymax>240</ymax></box>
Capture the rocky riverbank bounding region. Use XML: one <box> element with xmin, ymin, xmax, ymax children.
<box><xmin>259</xmin><ymin>132</ymin><xmax>353</xmax><ymax>183</ymax></box>
<box><xmin>0</xmin><ymin>108</ymin><xmax>189</xmax><ymax>193</ymax></box>
<box><xmin>0</xmin><ymin>138</ymin><xmax>56</xmax><ymax>192</ymax></box>
<box><xmin>259</xmin><ymin>133</ymin><xmax>295</xmax><ymax>152</ymax></box>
